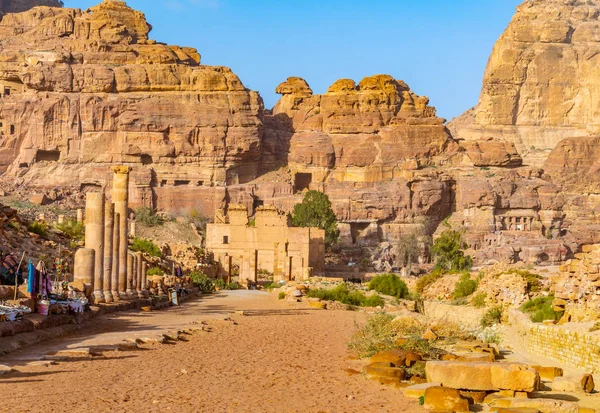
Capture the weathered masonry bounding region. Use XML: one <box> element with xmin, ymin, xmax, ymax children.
<box><xmin>206</xmin><ymin>205</ymin><xmax>325</xmax><ymax>283</ymax></box>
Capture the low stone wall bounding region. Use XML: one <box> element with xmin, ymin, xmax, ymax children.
<box><xmin>423</xmin><ymin>301</ymin><xmax>487</xmax><ymax>329</ymax></box>
<box><xmin>508</xmin><ymin>309</ymin><xmax>600</xmax><ymax>373</ymax></box>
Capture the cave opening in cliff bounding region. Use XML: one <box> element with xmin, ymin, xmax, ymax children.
<box><xmin>4</xmin><ymin>88</ymin><xmax>9</xmax><ymax>97</ymax></box>
<box><xmin>9</xmin><ymin>125</ymin><xmax>14</xmax><ymax>135</ymax></box>
<box><xmin>140</xmin><ymin>154</ymin><xmax>153</xmax><ymax>165</ymax></box>
<box><xmin>174</xmin><ymin>180</ymin><xmax>191</xmax><ymax>187</ymax></box>
<box><xmin>35</xmin><ymin>150</ymin><xmax>60</xmax><ymax>162</ymax></box>
<box><xmin>294</xmin><ymin>173</ymin><xmax>312</xmax><ymax>192</ymax></box>
<box><xmin>350</xmin><ymin>223</ymin><xmax>370</xmax><ymax>245</ymax></box>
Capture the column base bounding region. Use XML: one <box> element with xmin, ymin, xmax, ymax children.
<box><xmin>141</xmin><ymin>290</ymin><xmax>150</xmax><ymax>299</ymax></box>
<box><xmin>117</xmin><ymin>291</ymin><xmax>129</xmax><ymax>300</ymax></box>
<box><xmin>104</xmin><ymin>291</ymin><xmax>115</xmax><ymax>303</ymax></box>
<box><xmin>93</xmin><ymin>291</ymin><xmax>105</xmax><ymax>304</ymax></box>
<box><xmin>111</xmin><ymin>291</ymin><xmax>121</xmax><ymax>301</ymax></box>
<box><xmin>126</xmin><ymin>289</ymin><xmax>137</xmax><ymax>299</ymax></box>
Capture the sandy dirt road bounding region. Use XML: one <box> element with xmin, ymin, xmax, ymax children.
<box><xmin>0</xmin><ymin>291</ymin><xmax>420</xmax><ymax>413</ymax></box>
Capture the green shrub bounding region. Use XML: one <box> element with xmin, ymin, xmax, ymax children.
<box><xmin>347</xmin><ymin>313</ymin><xmax>396</xmax><ymax>358</ymax></box>
<box><xmin>27</xmin><ymin>221</ymin><xmax>47</xmax><ymax>237</ymax></box>
<box><xmin>481</xmin><ymin>306</ymin><xmax>503</xmax><ymax>328</ymax></box>
<box><xmin>450</xmin><ymin>297</ymin><xmax>468</xmax><ymax>306</ymax></box>
<box><xmin>214</xmin><ymin>278</ymin><xmax>241</xmax><ymax>290</ymax></box>
<box><xmin>147</xmin><ymin>267</ymin><xmax>165</xmax><ymax>276</ymax></box>
<box><xmin>131</xmin><ymin>238</ymin><xmax>162</xmax><ymax>258</ymax></box>
<box><xmin>431</xmin><ymin>230</ymin><xmax>473</xmax><ymax>272</ymax></box>
<box><xmin>55</xmin><ymin>220</ymin><xmax>85</xmax><ymax>241</ymax></box>
<box><xmin>369</xmin><ymin>274</ymin><xmax>409</xmax><ymax>299</ymax></box>
<box><xmin>453</xmin><ymin>273</ymin><xmax>478</xmax><ymax>299</ymax></box>
<box><xmin>471</xmin><ymin>293</ymin><xmax>487</xmax><ymax>308</ymax></box>
<box><xmin>307</xmin><ymin>284</ymin><xmax>384</xmax><ymax>308</ymax></box>
<box><xmin>278</xmin><ymin>292</ymin><xmax>285</xmax><ymax>300</ymax></box>
<box><xmin>189</xmin><ymin>272</ymin><xmax>214</xmax><ymax>292</ymax></box>
<box><xmin>415</xmin><ymin>269</ymin><xmax>444</xmax><ymax>294</ymax></box>
<box><xmin>521</xmin><ymin>295</ymin><xmax>562</xmax><ymax>323</ymax></box>
<box><xmin>363</xmin><ymin>294</ymin><xmax>386</xmax><ymax>308</ymax></box>
<box><xmin>135</xmin><ymin>207</ymin><xmax>164</xmax><ymax>227</ymax></box>
<box><xmin>400</xmin><ymin>336</ymin><xmax>444</xmax><ymax>360</ymax></box>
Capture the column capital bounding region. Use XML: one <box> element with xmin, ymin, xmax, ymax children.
<box><xmin>111</xmin><ymin>165</ymin><xmax>132</xmax><ymax>175</ymax></box>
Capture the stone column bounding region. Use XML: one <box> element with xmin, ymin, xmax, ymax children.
<box><xmin>112</xmin><ymin>166</ymin><xmax>131</xmax><ymax>299</ymax></box>
<box><xmin>111</xmin><ymin>212</ymin><xmax>120</xmax><ymax>301</ymax></box>
<box><xmin>136</xmin><ymin>252</ymin><xmax>144</xmax><ymax>298</ymax></box>
<box><xmin>74</xmin><ymin>248</ymin><xmax>95</xmax><ymax>299</ymax></box>
<box><xmin>127</xmin><ymin>252</ymin><xmax>135</xmax><ymax>299</ymax></box>
<box><xmin>103</xmin><ymin>203</ymin><xmax>115</xmax><ymax>303</ymax></box>
<box><xmin>85</xmin><ymin>192</ymin><xmax>105</xmax><ymax>304</ymax></box>
<box><xmin>141</xmin><ymin>261</ymin><xmax>149</xmax><ymax>298</ymax></box>
<box><xmin>76</xmin><ymin>208</ymin><xmax>84</xmax><ymax>223</ymax></box>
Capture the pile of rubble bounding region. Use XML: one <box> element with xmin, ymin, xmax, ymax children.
<box><xmin>551</xmin><ymin>244</ymin><xmax>600</xmax><ymax>322</ymax></box>
<box><xmin>363</xmin><ymin>339</ymin><xmax>596</xmax><ymax>413</ymax></box>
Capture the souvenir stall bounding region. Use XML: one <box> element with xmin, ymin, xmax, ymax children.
<box><xmin>0</xmin><ymin>250</ymin><xmax>88</xmax><ymax>320</ymax></box>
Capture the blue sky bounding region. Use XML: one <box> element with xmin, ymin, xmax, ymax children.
<box><xmin>63</xmin><ymin>0</ymin><xmax>522</xmax><ymax>120</ymax></box>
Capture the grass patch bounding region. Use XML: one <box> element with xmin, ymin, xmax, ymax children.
<box><xmin>368</xmin><ymin>273</ymin><xmax>409</xmax><ymax>299</ymax></box>
<box><xmin>27</xmin><ymin>221</ymin><xmax>48</xmax><ymax>237</ymax></box>
<box><xmin>135</xmin><ymin>207</ymin><xmax>164</xmax><ymax>227</ymax></box>
<box><xmin>278</xmin><ymin>292</ymin><xmax>285</xmax><ymax>300</ymax></box>
<box><xmin>131</xmin><ymin>238</ymin><xmax>162</xmax><ymax>258</ymax></box>
<box><xmin>55</xmin><ymin>220</ymin><xmax>85</xmax><ymax>241</ymax></box>
<box><xmin>521</xmin><ymin>295</ymin><xmax>562</xmax><ymax>323</ymax></box>
<box><xmin>147</xmin><ymin>267</ymin><xmax>165</xmax><ymax>276</ymax></box>
<box><xmin>347</xmin><ymin>313</ymin><xmax>397</xmax><ymax>358</ymax></box>
<box><xmin>471</xmin><ymin>293</ymin><xmax>487</xmax><ymax>308</ymax></box>
<box><xmin>307</xmin><ymin>284</ymin><xmax>385</xmax><ymax>308</ymax></box>
<box><xmin>415</xmin><ymin>269</ymin><xmax>445</xmax><ymax>294</ymax></box>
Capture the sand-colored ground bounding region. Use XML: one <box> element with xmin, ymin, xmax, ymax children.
<box><xmin>0</xmin><ymin>291</ymin><xmax>420</xmax><ymax>413</ymax></box>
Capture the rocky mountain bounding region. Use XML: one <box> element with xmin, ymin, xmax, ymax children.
<box><xmin>1</xmin><ymin>0</ymin><xmax>598</xmax><ymax>267</ymax></box>
<box><xmin>450</xmin><ymin>0</ymin><xmax>600</xmax><ymax>166</ymax></box>
<box><xmin>0</xmin><ymin>0</ymin><xmax>263</xmax><ymax>195</ymax></box>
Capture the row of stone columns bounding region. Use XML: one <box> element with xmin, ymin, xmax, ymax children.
<box><xmin>76</xmin><ymin>166</ymin><xmax>150</xmax><ymax>303</ymax></box>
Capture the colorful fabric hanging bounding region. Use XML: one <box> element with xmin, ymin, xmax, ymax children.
<box><xmin>27</xmin><ymin>261</ymin><xmax>36</xmax><ymax>295</ymax></box>
<box><xmin>36</xmin><ymin>261</ymin><xmax>50</xmax><ymax>298</ymax></box>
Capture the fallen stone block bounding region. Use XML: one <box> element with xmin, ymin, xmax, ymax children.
<box><xmin>363</xmin><ymin>362</ymin><xmax>406</xmax><ymax>381</ymax></box>
<box><xmin>532</xmin><ymin>366</ymin><xmax>563</xmax><ymax>382</ymax></box>
<box><xmin>551</xmin><ymin>374</ymin><xmax>595</xmax><ymax>394</ymax></box>
<box><xmin>426</xmin><ymin>361</ymin><xmax>539</xmax><ymax>392</ymax></box>
<box><xmin>423</xmin><ymin>386</ymin><xmax>470</xmax><ymax>413</ymax></box>
<box><xmin>370</xmin><ymin>349</ymin><xmax>407</xmax><ymax>366</ymax></box>
<box><xmin>459</xmin><ymin>389</ymin><xmax>488</xmax><ymax>404</ymax></box>
<box><xmin>0</xmin><ymin>365</ymin><xmax>14</xmax><ymax>375</ymax></box>
<box><xmin>402</xmin><ymin>382</ymin><xmax>441</xmax><ymax>398</ymax></box>
<box><xmin>497</xmin><ymin>398</ymin><xmax>583</xmax><ymax>413</ymax></box>
<box><xmin>308</xmin><ymin>301</ymin><xmax>327</xmax><ymax>309</ymax></box>
<box><xmin>136</xmin><ymin>336</ymin><xmax>167</xmax><ymax>345</ymax></box>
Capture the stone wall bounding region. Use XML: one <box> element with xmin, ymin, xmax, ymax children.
<box><xmin>508</xmin><ymin>310</ymin><xmax>600</xmax><ymax>374</ymax></box>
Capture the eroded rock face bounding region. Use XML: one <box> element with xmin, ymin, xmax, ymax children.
<box><xmin>0</xmin><ymin>0</ymin><xmax>263</xmax><ymax>194</ymax></box>
<box><xmin>451</xmin><ymin>0</ymin><xmax>600</xmax><ymax>165</ymax></box>
<box><xmin>262</xmin><ymin>75</ymin><xmax>457</xmax><ymax>182</ymax></box>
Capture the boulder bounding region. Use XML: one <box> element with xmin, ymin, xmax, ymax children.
<box><xmin>551</xmin><ymin>374</ymin><xmax>595</xmax><ymax>394</ymax></box>
<box><xmin>423</xmin><ymin>386</ymin><xmax>470</xmax><ymax>413</ymax></box>
<box><xmin>370</xmin><ymin>349</ymin><xmax>407</xmax><ymax>366</ymax></box>
<box><xmin>426</xmin><ymin>362</ymin><xmax>539</xmax><ymax>392</ymax></box>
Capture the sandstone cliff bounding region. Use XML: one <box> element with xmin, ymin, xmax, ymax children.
<box><xmin>0</xmin><ymin>0</ymin><xmax>263</xmax><ymax>192</ymax></box>
<box><xmin>0</xmin><ymin>0</ymin><xmax>62</xmax><ymax>14</ymax></box>
<box><xmin>450</xmin><ymin>0</ymin><xmax>600</xmax><ymax>166</ymax></box>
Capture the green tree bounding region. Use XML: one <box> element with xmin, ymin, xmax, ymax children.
<box><xmin>292</xmin><ymin>190</ymin><xmax>339</xmax><ymax>246</ymax></box>
<box><xmin>431</xmin><ymin>230</ymin><xmax>472</xmax><ymax>272</ymax></box>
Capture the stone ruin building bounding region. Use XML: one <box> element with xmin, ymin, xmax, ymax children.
<box><xmin>206</xmin><ymin>205</ymin><xmax>325</xmax><ymax>283</ymax></box>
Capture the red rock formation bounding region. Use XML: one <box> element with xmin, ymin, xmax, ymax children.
<box><xmin>450</xmin><ymin>0</ymin><xmax>600</xmax><ymax>166</ymax></box>
<box><xmin>0</xmin><ymin>0</ymin><xmax>263</xmax><ymax>194</ymax></box>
